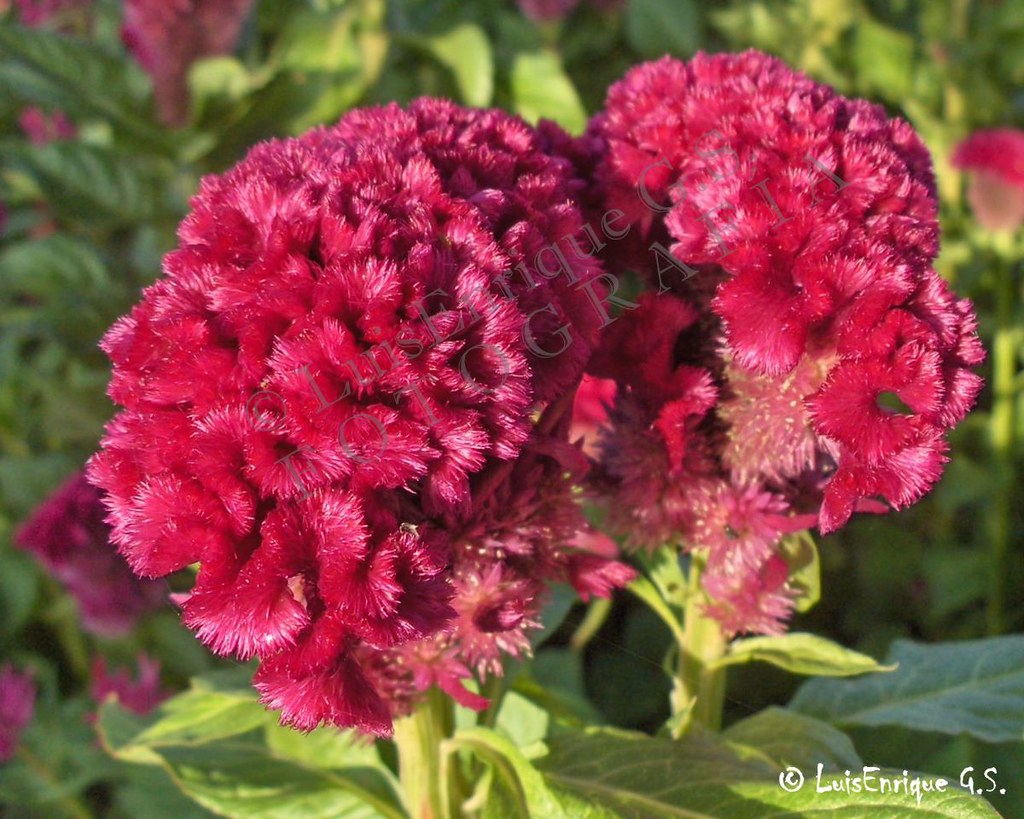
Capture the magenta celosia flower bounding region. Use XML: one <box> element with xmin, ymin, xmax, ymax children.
<box><xmin>952</xmin><ymin>128</ymin><xmax>1024</xmax><ymax>231</ymax></box>
<box><xmin>15</xmin><ymin>471</ymin><xmax>166</xmax><ymax>636</ymax></box>
<box><xmin>0</xmin><ymin>664</ymin><xmax>35</xmax><ymax>763</ymax></box>
<box><xmin>18</xmin><ymin>107</ymin><xmax>76</xmax><ymax>144</ymax></box>
<box><xmin>90</xmin><ymin>655</ymin><xmax>171</xmax><ymax>715</ymax></box>
<box><xmin>517</xmin><ymin>0</ymin><xmax>580</xmax><ymax>22</ymax></box>
<box><xmin>121</xmin><ymin>0</ymin><xmax>253</xmax><ymax>126</ymax></box>
<box><xmin>89</xmin><ymin>98</ymin><xmax>629</xmax><ymax>735</ymax></box>
<box><xmin>588</xmin><ymin>52</ymin><xmax>983</xmax><ymax>634</ymax></box>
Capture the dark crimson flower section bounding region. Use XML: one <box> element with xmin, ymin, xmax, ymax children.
<box><xmin>89</xmin><ymin>98</ymin><xmax>630</xmax><ymax>735</ymax></box>
<box><xmin>588</xmin><ymin>51</ymin><xmax>983</xmax><ymax>635</ymax></box>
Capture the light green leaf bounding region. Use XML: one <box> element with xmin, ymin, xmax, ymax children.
<box><xmin>778</xmin><ymin>532</ymin><xmax>820</xmax><ymax>614</ymax></box>
<box><xmin>536</xmin><ymin>727</ymin><xmax>1000</xmax><ymax>817</ymax></box>
<box><xmin>98</xmin><ymin>673</ymin><xmax>271</xmax><ymax>763</ymax></box>
<box><xmin>635</xmin><ymin>547</ymin><xmax>688</xmax><ymax>609</ymax></box>
<box><xmin>713</xmin><ymin>633</ymin><xmax>895</xmax><ymax>677</ymax></box>
<box><xmin>626</xmin><ymin>575</ymin><xmax>686</xmax><ymax>648</ymax></box>
<box><xmin>853</xmin><ymin>16</ymin><xmax>915</xmax><ymax>101</ymax></box>
<box><xmin>723</xmin><ymin>707</ymin><xmax>862</xmax><ymax>773</ymax></box>
<box><xmin>421</xmin><ymin>23</ymin><xmax>493</xmax><ymax>107</ymax></box>
<box><xmin>626</xmin><ymin>0</ymin><xmax>701</xmax><ymax>59</ymax></box>
<box><xmin>495</xmin><ymin>691</ymin><xmax>550</xmax><ymax>754</ymax></box>
<box><xmin>445</xmin><ymin>726</ymin><xmax>569</xmax><ymax>819</ymax></box>
<box><xmin>510</xmin><ymin>50</ymin><xmax>586</xmax><ymax>135</ymax></box>
<box><xmin>790</xmin><ymin>635</ymin><xmax>1024</xmax><ymax>742</ymax></box>
<box><xmin>157</xmin><ymin>744</ymin><xmax>403</xmax><ymax>819</ymax></box>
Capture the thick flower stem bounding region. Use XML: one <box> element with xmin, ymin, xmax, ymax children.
<box><xmin>671</xmin><ymin>553</ymin><xmax>727</xmax><ymax>734</ymax></box>
<box><xmin>393</xmin><ymin>689</ymin><xmax>457</xmax><ymax>819</ymax></box>
<box><xmin>987</xmin><ymin>242</ymin><xmax>1018</xmax><ymax>635</ymax></box>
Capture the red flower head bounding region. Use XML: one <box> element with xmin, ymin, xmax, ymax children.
<box><xmin>121</xmin><ymin>0</ymin><xmax>254</xmax><ymax>126</ymax></box>
<box><xmin>569</xmin><ymin>373</ymin><xmax>616</xmax><ymax>455</ymax></box>
<box><xmin>14</xmin><ymin>0</ymin><xmax>88</xmax><ymax>27</ymax></box>
<box><xmin>952</xmin><ymin>128</ymin><xmax>1024</xmax><ymax>231</ymax></box>
<box><xmin>589</xmin><ymin>52</ymin><xmax>983</xmax><ymax>634</ymax></box>
<box><xmin>89</xmin><ymin>98</ymin><xmax>628</xmax><ymax>735</ymax></box>
<box><xmin>0</xmin><ymin>664</ymin><xmax>35</xmax><ymax>763</ymax></box>
<box><xmin>18</xmin><ymin>107</ymin><xmax>76</xmax><ymax>144</ymax></box>
<box><xmin>14</xmin><ymin>471</ymin><xmax>166</xmax><ymax>636</ymax></box>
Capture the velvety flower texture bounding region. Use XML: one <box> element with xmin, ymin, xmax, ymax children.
<box><xmin>589</xmin><ymin>52</ymin><xmax>983</xmax><ymax>634</ymax></box>
<box><xmin>570</xmin><ymin>373</ymin><xmax>616</xmax><ymax>455</ymax></box>
<box><xmin>121</xmin><ymin>0</ymin><xmax>254</xmax><ymax>126</ymax></box>
<box><xmin>91</xmin><ymin>655</ymin><xmax>171</xmax><ymax>715</ymax></box>
<box><xmin>952</xmin><ymin>128</ymin><xmax>1024</xmax><ymax>231</ymax></box>
<box><xmin>89</xmin><ymin>98</ymin><xmax>628</xmax><ymax>735</ymax></box>
<box><xmin>0</xmin><ymin>664</ymin><xmax>35</xmax><ymax>763</ymax></box>
<box><xmin>15</xmin><ymin>471</ymin><xmax>166</xmax><ymax>636</ymax></box>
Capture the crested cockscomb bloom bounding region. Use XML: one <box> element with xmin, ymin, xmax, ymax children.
<box><xmin>89</xmin><ymin>98</ymin><xmax>628</xmax><ymax>735</ymax></box>
<box><xmin>121</xmin><ymin>0</ymin><xmax>254</xmax><ymax>126</ymax></box>
<box><xmin>952</xmin><ymin>128</ymin><xmax>1024</xmax><ymax>231</ymax></box>
<box><xmin>90</xmin><ymin>655</ymin><xmax>171</xmax><ymax>715</ymax></box>
<box><xmin>14</xmin><ymin>471</ymin><xmax>166</xmax><ymax>636</ymax></box>
<box><xmin>0</xmin><ymin>664</ymin><xmax>35</xmax><ymax>763</ymax></box>
<box><xmin>588</xmin><ymin>51</ymin><xmax>983</xmax><ymax>634</ymax></box>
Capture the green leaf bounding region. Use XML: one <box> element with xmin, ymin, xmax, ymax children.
<box><xmin>789</xmin><ymin>635</ymin><xmax>1024</xmax><ymax>743</ymax></box>
<box><xmin>0</xmin><ymin>24</ymin><xmax>169</xmax><ymax>152</ymax></box>
<box><xmin>98</xmin><ymin>673</ymin><xmax>271</xmax><ymax>763</ymax></box>
<box><xmin>4</xmin><ymin>141</ymin><xmax>170</xmax><ymax>229</ymax></box>
<box><xmin>420</xmin><ymin>23</ymin><xmax>493</xmax><ymax>107</ymax></box>
<box><xmin>510</xmin><ymin>50</ymin><xmax>586</xmax><ymax>135</ymax></box>
<box><xmin>157</xmin><ymin>744</ymin><xmax>404</xmax><ymax>819</ymax></box>
<box><xmin>713</xmin><ymin>632</ymin><xmax>895</xmax><ymax>677</ymax></box>
<box><xmin>853</xmin><ymin>16</ymin><xmax>915</xmax><ymax>101</ymax></box>
<box><xmin>445</xmin><ymin>726</ymin><xmax>569</xmax><ymax>819</ymax></box>
<box><xmin>778</xmin><ymin>531</ymin><xmax>820</xmax><ymax>614</ymax></box>
<box><xmin>535</xmin><ymin>727</ymin><xmax>1001</xmax><ymax>817</ymax></box>
<box><xmin>495</xmin><ymin>691</ymin><xmax>549</xmax><ymax>754</ymax></box>
<box><xmin>723</xmin><ymin>707</ymin><xmax>863</xmax><ymax>773</ymax></box>
<box><xmin>635</xmin><ymin>546</ymin><xmax>688</xmax><ymax>609</ymax></box>
<box><xmin>626</xmin><ymin>0</ymin><xmax>701</xmax><ymax>59</ymax></box>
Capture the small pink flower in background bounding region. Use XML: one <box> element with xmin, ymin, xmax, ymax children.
<box><xmin>517</xmin><ymin>0</ymin><xmax>580</xmax><ymax>22</ymax></box>
<box><xmin>18</xmin><ymin>107</ymin><xmax>76</xmax><ymax>145</ymax></box>
<box><xmin>90</xmin><ymin>655</ymin><xmax>171</xmax><ymax>715</ymax></box>
<box><xmin>952</xmin><ymin>128</ymin><xmax>1024</xmax><ymax>231</ymax></box>
<box><xmin>121</xmin><ymin>0</ymin><xmax>254</xmax><ymax>126</ymax></box>
<box><xmin>0</xmin><ymin>664</ymin><xmax>36</xmax><ymax>763</ymax></box>
<box><xmin>13</xmin><ymin>0</ymin><xmax>88</xmax><ymax>27</ymax></box>
<box><xmin>570</xmin><ymin>374</ymin><xmax>616</xmax><ymax>455</ymax></box>
<box><xmin>14</xmin><ymin>471</ymin><xmax>167</xmax><ymax>637</ymax></box>
<box><xmin>588</xmin><ymin>51</ymin><xmax>984</xmax><ymax>635</ymax></box>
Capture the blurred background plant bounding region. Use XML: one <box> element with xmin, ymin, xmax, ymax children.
<box><xmin>0</xmin><ymin>0</ymin><xmax>1020</xmax><ymax>816</ymax></box>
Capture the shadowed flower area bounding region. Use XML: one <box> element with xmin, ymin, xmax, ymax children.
<box><xmin>88</xmin><ymin>98</ymin><xmax>632</xmax><ymax>736</ymax></box>
<box><xmin>14</xmin><ymin>471</ymin><xmax>167</xmax><ymax>636</ymax></box>
<box><xmin>587</xmin><ymin>51</ymin><xmax>984</xmax><ymax>635</ymax></box>
<box><xmin>953</xmin><ymin>128</ymin><xmax>1024</xmax><ymax>231</ymax></box>
<box><xmin>0</xmin><ymin>664</ymin><xmax>36</xmax><ymax>763</ymax></box>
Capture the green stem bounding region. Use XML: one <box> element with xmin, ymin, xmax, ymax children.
<box><xmin>671</xmin><ymin>553</ymin><xmax>727</xmax><ymax>735</ymax></box>
<box><xmin>392</xmin><ymin>688</ymin><xmax>458</xmax><ymax>819</ymax></box>
<box><xmin>569</xmin><ymin>596</ymin><xmax>612</xmax><ymax>652</ymax></box>
<box><xmin>987</xmin><ymin>248</ymin><xmax>1018</xmax><ymax>635</ymax></box>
